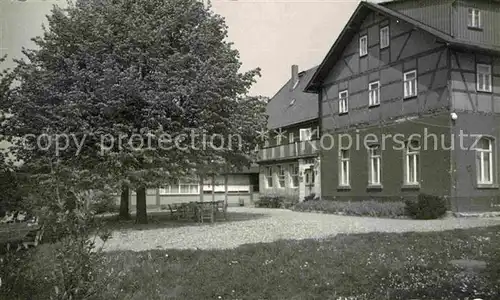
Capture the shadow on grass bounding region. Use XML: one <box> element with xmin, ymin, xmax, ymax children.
<box><xmin>99</xmin><ymin>211</ymin><xmax>268</xmax><ymax>232</ymax></box>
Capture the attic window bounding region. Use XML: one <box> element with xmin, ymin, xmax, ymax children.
<box><xmin>468</xmin><ymin>8</ymin><xmax>481</xmax><ymax>29</ymax></box>
<box><xmin>359</xmin><ymin>35</ymin><xmax>368</xmax><ymax>57</ymax></box>
<box><xmin>289</xmin><ymin>99</ymin><xmax>296</xmax><ymax>106</ymax></box>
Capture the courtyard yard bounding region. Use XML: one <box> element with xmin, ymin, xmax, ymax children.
<box><xmin>95</xmin><ymin>207</ymin><xmax>500</xmax><ymax>251</ymax></box>
<box><xmin>4</xmin><ymin>208</ymin><xmax>500</xmax><ymax>300</ymax></box>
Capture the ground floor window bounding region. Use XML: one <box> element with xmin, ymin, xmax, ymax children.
<box><xmin>277</xmin><ymin>165</ymin><xmax>286</xmax><ymax>188</ymax></box>
<box><xmin>369</xmin><ymin>145</ymin><xmax>381</xmax><ymax>185</ymax></box>
<box><xmin>404</xmin><ymin>140</ymin><xmax>420</xmax><ymax>185</ymax></box>
<box><xmin>160</xmin><ymin>179</ymin><xmax>199</xmax><ymax>195</ymax></box>
<box><xmin>476</xmin><ymin>137</ymin><xmax>494</xmax><ymax>185</ymax></box>
<box><xmin>289</xmin><ymin>164</ymin><xmax>299</xmax><ymax>188</ymax></box>
<box><xmin>339</xmin><ymin>149</ymin><xmax>350</xmax><ymax>186</ymax></box>
<box><xmin>265</xmin><ymin>166</ymin><xmax>273</xmax><ymax>188</ymax></box>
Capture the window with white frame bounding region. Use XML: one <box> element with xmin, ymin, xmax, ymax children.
<box><xmin>180</xmin><ymin>180</ymin><xmax>199</xmax><ymax>194</ymax></box>
<box><xmin>468</xmin><ymin>8</ymin><xmax>481</xmax><ymax>28</ymax></box>
<box><xmin>265</xmin><ymin>166</ymin><xmax>273</xmax><ymax>188</ymax></box>
<box><xmin>159</xmin><ymin>179</ymin><xmax>199</xmax><ymax>195</ymax></box>
<box><xmin>380</xmin><ymin>26</ymin><xmax>390</xmax><ymax>49</ymax></box>
<box><xmin>403</xmin><ymin>70</ymin><xmax>417</xmax><ymax>98</ymax></box>
<box><xmin>404</xmin><ymin>140</ymin><xmax>420</xmax><ymax>185</ymax></box>
<box><xmin>289</xmin><ymin>132</ymin><xmax>294</xmax><ymax>144</ymax></box>
<box><xmin>277</xmin><ymin>165</ymin><xmax>286</xmax><ymax>188</ymax></box>
<box><xmin>289</xmin><ymin>164</ymin><xmax>299</xmax><ymax>188</ymax></box>
<box><xmin>276</xmin><ymin>132</ymin><xmax>282</xmax><ymax>145</ymax></box>
<box><xmin>477</xmin><ymin>64</ymin><xmax>492</xmax><ymax>92</ymax></box>
<box><xmin>476</xmin><ymin>137</ymin><xmax>494</xmax><ymax>185</ymax></box>
<box><xmin>359</xmin><ymin>35</ymin><xmax>368</xmax><ymax>56</ymax></box>
<box><xmin>339</xmin><ymin>149</ymin><xmax>350</xmax><ymax>186</ymax></box>
<box><xmin>299</xmin><ymin>128</ymin><xmax>312</xmax><ymax>141</ymax></box>
<box><xmin>368</xmin><ymin>145</ymin><xmax>381</xmax><ymax>185</ymax></box>
<box><xmin>369</xmin><ymin>81</ymin><xmax>380</xmax><ymax>106</ymax></box>
<box><xmin>339</xmin><ymin>90</ymin><xmax>349</xmax><ymax>114</ymax></box>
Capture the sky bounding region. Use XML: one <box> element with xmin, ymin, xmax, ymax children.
<box><xmin>0</xmin><ymin>0</ymin><xmax>389</xmax><ymax>97</ymax></box>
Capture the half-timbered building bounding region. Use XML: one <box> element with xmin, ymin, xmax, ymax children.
<box><xmin>305</xmin><ymin>0</ymin><xmax>500</xmax><ymax>212</ymax></box>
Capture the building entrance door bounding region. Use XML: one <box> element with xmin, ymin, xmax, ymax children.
<box><xmin>304</xmin><ymin>167</ymin><xmax>315</xmax><ymax>196</ymax></box>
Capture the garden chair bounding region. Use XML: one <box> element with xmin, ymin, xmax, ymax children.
<box><xmin>214</xmin><ymin>200</ymin><xmax>227</xmax><ymax>220</ymax></box>
<box><xmin>196</xmin><ymin>202</ymin><xmax>215</xmax><ymax>223</ymax></box>
<box><xmin>168</xmin><ymin>204</ymin><xmax>182</xmax><ymax>220</ymax></box>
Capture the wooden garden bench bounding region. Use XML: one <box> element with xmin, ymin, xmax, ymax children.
<box><xmin>0</xmin><ymin>223</ymin><xmax>44</xmax><ymax>252</ymax></box>
<box><xmin>0</xmin><ymin>211</ymin><xmax>44</xmax><ymax>252</ymax></box>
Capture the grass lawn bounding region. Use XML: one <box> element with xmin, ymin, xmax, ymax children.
<box><xmin>93</xmin><ymin>225</ymin><xmax>500</xmax><ymax>300</ymax></box>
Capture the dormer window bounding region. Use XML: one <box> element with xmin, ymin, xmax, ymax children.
<box><xmin>468</xmin><ymin>8</ymin><xmax>481</xmax><ymax>28</ymax></box>
<box><xmin>359</xmin><ymin>35</ymin><xmax>368</xmax><ymax>57</ymax></box>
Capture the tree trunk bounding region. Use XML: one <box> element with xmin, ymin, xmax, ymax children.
<box><xmin>119</xmin><ymin>185</ymin><xmax>131</xmax><ymax>220</ymax></box>
<box><xmin>135</xmin><ymin>186</ymin><xmax>147</xmax><ymax>224</ymax></box>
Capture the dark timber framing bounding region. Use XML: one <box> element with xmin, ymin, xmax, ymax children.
<box><xmin>305</xmin><ymin>0</ymin><xmax>500</xmax><ymax>212</ymax></box>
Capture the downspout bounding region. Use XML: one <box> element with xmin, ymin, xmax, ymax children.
<box><xmin>317</xmin><ymin>87</ymin><xmax>323</xmax><ymax>200</ymax></box>
<box><xmin>450</xmin><ymin>0</ymin><xmax>457</xmax><ymax>38</ymax></box>
<box><xmin>447</xmin><ymin>46</ymin><xmax>457</xmax><ymax>213</ymax></box>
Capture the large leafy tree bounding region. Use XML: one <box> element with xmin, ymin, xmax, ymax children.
<box><xmin>0</xmin><ymin>0</ymin><xmax>266</xmax><ymax>223</ymax></box>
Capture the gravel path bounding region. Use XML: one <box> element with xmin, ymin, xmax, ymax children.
<box><xmin>96</xmin><ymin>207</ymin><xmax>500</xmax><ymax>252</ymax></box>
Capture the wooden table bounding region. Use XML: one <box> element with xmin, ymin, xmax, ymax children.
<box><xmin>168</xmin><ymin>203</ymin><xmax>197</xmax><ymax>221</ymax></box>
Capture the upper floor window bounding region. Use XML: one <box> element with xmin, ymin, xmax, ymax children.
<box><xmin>468</xmin><ymin>8</ymin><xmax>481</xmax><ymax>28</ymax></box>
<box><xmin>368</xmin><ymin>145</ymin><xmax>381</xmax><ymax>186</ymax></box>
<box><xmin>275</xmin><ymin>131</ymin><xmax>282</xmax><ymax>145</ymax></box>
<box><xmin>339</xmin><ymin>90</ymin><xmax>349</xmax><ymax>114</ymax></box>
<box><xmin>359</xmin><ymin>35</ymin><xmax>368</xmax><ymax>57</ymax></box>
<box><xmin>299</xmin><ymin>128</ymin><xmax>312</xmax><ymax>141</ymax></box>
<box><xmin>477</xmin><ymin>64</ymin><xmax>492</xmax><ymax>92</ymax></box>
<box><xmin>369</xmin><ymin>81</ymin><xmax>380</xmax><ymax>106</ymax></box>
<box><xmin>265</xmin><ymin>166</ymin><xmax>273</xmax><ymax>188</ymax></box>
<box><xmin>403</xmin><ymin>70</ymin><xmax>417</xmax><ymax>99</ymax></box>
<box><xmin>404</xmin><ymin>140</ymin><xmax>420</xmax><ymax>185</ymax></box>
<box><xmin>476</xmin><ymin>137</ymin><xmax>494</xmax><ymax>185</ymax></box>
<box><xmin>288</xmin><ymin>132</ymin><xmax>294</xmax><ymax>144</ymax></box>
<box><xmin>380</xmin><ymin>26</ymin><xmax>390</xmax><ymax>49</ymax></box>
<box><xmin>339</xmin><ymin>149</ymin><xmax>350</xmax><ymax>187</ymax></box>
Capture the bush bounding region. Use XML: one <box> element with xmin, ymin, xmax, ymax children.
<box><xmin>90</xmin><ymin>196</ymin><xmax>119</xmax><ymax>214</ymax></box>
<box><xmin>303</xmin><ymin>193</ymin><xmax>317</xmax><ymax>202</ymax></box>
<box><xmin>0</xmin><ymin>236</ymin><xmax>111</xmax><ymax>300</ymax></box>
<box><xmin>255</xmin><ymin>196</ymin><xmax>286</xmax><ymax>208</ymax></box>
<box><xmin>282</xmin><ymin>195</ymin><xmax>299</xmax><ymax>209</ymax></box>
<box><xmin>405</xmin><ymin>193</ymin><xmax>448</xmax><ymax>220</ymax></box>
<box><xmin>293</xmin><ymin>199</ymin><xmax>406</xmax><ymax>218</ymax></box>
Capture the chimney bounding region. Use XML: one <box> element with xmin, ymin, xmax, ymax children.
<box><xmin>291</xmin><ymin>64</ymin><xmax>299</xmax><ymax>90</ymax></box>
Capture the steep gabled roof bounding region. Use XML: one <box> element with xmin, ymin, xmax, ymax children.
<box><xmin>266</xmin><ymin>65</ymin><xmax>319</xmax><ymax>129</ymax></box>
<box><xmin>305</xmin><ymin>1</ymin><xmax>500</xmax><ymax>93</ymax></box>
